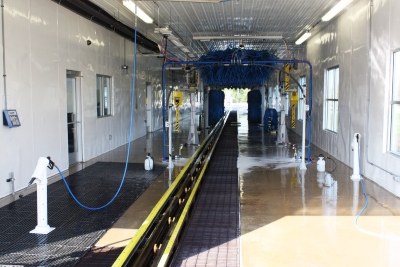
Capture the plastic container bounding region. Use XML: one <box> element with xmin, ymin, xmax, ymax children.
<box><xmin>144</xmin><ymin>153</ymin><xmax>154</xmax><ymax>170</ymax></box>
<box><xmin>317</xmin><ymin>156</ymin><xmax>325</xmax><ymax>172</ymax></box>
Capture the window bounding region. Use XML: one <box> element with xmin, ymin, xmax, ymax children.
<box><xmin>298</xmin><ymin>76</ymin><xmax>306</xmax><ymax>120</ymax></box>
<box><xmin>390</xmin><ymin>52</ymin><xmax>400</xmax><ymax>154</ymax></box>
<box><xmin>97</xmin><ymin>75</ymin><xmax>112</xmax><ymax>117</ymax></box>
<box><xmin>324</xmin><ymin>67</ymin><xmax>339</xmax><ymax>132</ymax></box>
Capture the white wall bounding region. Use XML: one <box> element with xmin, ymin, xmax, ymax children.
<box><xmin>0</xmin><ymin>0</ymin><xmax>190</xmax><ymax>198</ymax></box>
<box><xmin>290</xmin><ymin>0</ymin><xmax>400</xmax><ymax>197</ymax></box>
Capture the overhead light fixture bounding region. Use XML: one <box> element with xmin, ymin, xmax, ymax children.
<box><xmin>295</xmin><ymin>32</ymin><xmax>311</xmax><ymax>45</ymax></box>
<box><xmin>123</xmin><ymin>0</ymin><xmax>153</xmax><ymax>24</ymax></box>
<box><xmin>170</xmin><ymin>39</ymin><xmax>184</xmax><ymax>47</ymax></box>
<box><xmin>321</xmin><ymin>0</ymin><xmax>353</xmax><ymax>22</ymax></box>
<box><xmin>192</xmin><ymin>35</ymin><xmax>283</xmax><ymax>40</ymax></box>
<box><xmin>157</xmin><ymin>0</ymin><xmax>221</xmax><ymax>2</ymax></box>
<box><xmin>180</xmin><ymin>47</ymin><xmax>191</xmax><ymax>53</ymax></box>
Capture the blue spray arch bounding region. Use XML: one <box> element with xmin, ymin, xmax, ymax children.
<box><xmin>161</xmin><ymin>59</ymin><xmax>313</xmax><ymax>162</ymax></box>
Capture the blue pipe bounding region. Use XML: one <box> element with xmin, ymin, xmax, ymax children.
<box><xmin>162</xmin><ymin>64</ymin><xmax>167</xmax><ymax>161</ymax></box>
<box><xmin>161</xmin><ymin>60</ymin><xmax>314</xmax><ymax>162</ymax></box>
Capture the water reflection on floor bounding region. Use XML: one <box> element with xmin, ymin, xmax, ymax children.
<box><xmin>236</xmin><ymin>107</ymin><xmax>400</xmax><ymax>267</ymax></box>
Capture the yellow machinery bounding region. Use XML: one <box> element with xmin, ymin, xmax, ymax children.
<box><xmin>290</xmin><ymin>91</ymin><xmax>299</xmax><ymax>128</ymax></box>
<box><xmin>173</xmin><ymin>91</ymin><xmax>183</xmax><ymax>132</ymax></box>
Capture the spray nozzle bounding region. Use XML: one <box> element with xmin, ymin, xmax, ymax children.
<box><xmin>46</xmin><ymin>156</ymin><xmax>55</xmax><ymax>170</ymax></box>
<box><xmin>19</xmin><ymin>178</ymin><xmax>37</xmax><ymax>199</ymax></box>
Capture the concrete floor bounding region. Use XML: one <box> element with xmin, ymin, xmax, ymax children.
<box><xmin>4</xmin><ymin>106</ymin><xmax>399</xmax><ymax>266</ymax></box>
<box><xmin>235</xmin><ymin>107</ymin><xmax>400</xmax><ymax>267</ymax></box>
<box><xmin>94</xmin><ymin>106</ymin><xmax>400</xmax><ymax>266</ymax></box>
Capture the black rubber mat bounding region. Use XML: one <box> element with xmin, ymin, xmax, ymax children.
<box><xmin>0</xmin><ymin>162</ymin><xmax>165</xmax><ymax>267</ymax></box>
<box><xmin>171</xmin><ymin>112</ymin><xmax>240</xmax><ymax>267</ymax></box>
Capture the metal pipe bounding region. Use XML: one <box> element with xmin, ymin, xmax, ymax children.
<box><xmin>1</xmin><ymin>0</ymin><xmax>7</xmax><ymax>110</ymax></box>
<box><xmin>299</xmin><ymin>87</ymin><xmax>307</xmax><ymax>170</ymax></box>
<box><xmin>168</xmin><ymin>105</ymin><xmax>174</xmax><ymax>169</ymax></box>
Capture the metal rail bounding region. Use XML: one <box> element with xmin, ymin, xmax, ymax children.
<box><xmin>112</xmin><ymin>111</ymin><xmax>229</xmax><ymax>267</ymax></box>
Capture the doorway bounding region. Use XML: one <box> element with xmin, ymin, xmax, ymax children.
<box><xmin>66</xmin><ymin>70</ymin><xmax>83</xmax><ymax>165</ymax></box>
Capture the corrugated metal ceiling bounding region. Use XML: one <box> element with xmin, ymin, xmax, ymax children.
<box><xmin>88</xmin><ymin>0</ymin><xmax>356</xmax><ymax>59</ymax></box>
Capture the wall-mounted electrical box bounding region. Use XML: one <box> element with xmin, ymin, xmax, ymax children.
<box><xmin>174</xmin><ymin>91</ymin><xmax>183</xmax><ymax>106</ymax></box>
<box><xmin>3</xmin><ymin>109</ymin><xmax>21</xmax><ymax>128</ymax></box>
<box><xmin>290</xmin><ymin>92</ymin><xmax>299</xmax><ymax>105</ymax></box>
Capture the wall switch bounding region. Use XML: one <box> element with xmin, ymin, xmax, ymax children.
<box><xmin>393</xmin><ymin>176</ymin><xmax>400</xmax><ymax>182</ymax></box>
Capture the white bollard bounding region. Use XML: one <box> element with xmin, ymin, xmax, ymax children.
<box><xmin>299</xmin><ymin>96</ymin><xmax>307</xmax><ymax>170</ymax></box>
<box><xmin>351</xmin><ymin>133</ymin><xmax>361</xmax><ymax>181</ymax></box>
<box><xmin>30</xmin><ymin>157</ymin><xmax>55</xmax><ymax>234</ymax></box>
<box><xmin>168</xmin><ymin>105</ymin><xmax>174</xmax><ymax>169</ymax></box>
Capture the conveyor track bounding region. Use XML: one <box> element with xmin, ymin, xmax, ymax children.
<box><xmin>112</xmin><ymin>111</ymin><xmax>233</xmax><ymax>267</ymax></box>
<box><xmin>170</xmin><ymin>111</ymin><xmax>239</xmax><ymax>267</ymax></box>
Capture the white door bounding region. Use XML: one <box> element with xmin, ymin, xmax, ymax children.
<box><xmin>66</xmin><ymin>70</ymin><xmax>83</xmax><ymax>165</ymax></box>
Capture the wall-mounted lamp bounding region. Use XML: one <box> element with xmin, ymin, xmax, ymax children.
<box><xmin>123</xmin><ymin>0</ymin><xmax>154</xmax><ymax>24</ymax></box>
<box><xmin>321</xmin><ymin>0</ymin><xmax>353</xmax><ymax>22</ymax></box>
<box><xmin>295</xmin><ymin>32</ymin><xmax>311</xmax><ymax>45</ymax></box>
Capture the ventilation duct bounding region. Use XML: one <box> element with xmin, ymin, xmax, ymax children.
<box><xmin>52</xmin><ymin>0</ymin><xmax>159</xmax><ymax>53</ymax></box>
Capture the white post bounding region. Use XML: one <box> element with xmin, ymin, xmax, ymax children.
<box><xmin>168</xmin><ymin>166</ymin><xmax>173</xmax><ymax>187</ymax></box>
<box><xmin>204</xmin><ymin>87</ymin><xmax>209</xmax><ymax>128</ymax></box>
<box><xmin>351</xmin><ymin>133</ymin><xmax>361</xmax><ymax>181</ymax></box>
<box><xmin>299</xmin><ymin>88</ymin><xmax>307</xmax><ymax>170</ymax></box>
<box><xmin>188</xmin><ymin>91</ymin><xmax>199</xmax><ymax>145</ymax></box>
<box><xmin>30</xmin><ymin>157</ymin><xmax>55</xmax><ymax>234</ymax></box>
<box><xmin>352</xmin><ymin>180</ymin><xmax>359</xmax><ymax>216</ymax></box>
<box><xmin>277</xmin><ymin>109</ymin><xmax>288</xmax><ymax>144</ymax></box>
<box><xmin>168</xmin><ymin>105</ymin><xmax>174</xmax><ymax>169</ymax></box>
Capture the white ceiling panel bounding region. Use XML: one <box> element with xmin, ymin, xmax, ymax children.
<box><xmin>88</xmin><ymin>0</ymin><xmax>358</xmax><ymax>59</ymax></box>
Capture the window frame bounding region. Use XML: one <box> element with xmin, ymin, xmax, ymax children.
<box><xmin>96</xmin><ymin>74</ymin><xmax>113</xmax><ymax>117</ymax></box>
<box><xmin>389</xmin><ymin>51</ymin><xmax>400</xmax><ymax>155</ymax></box>
<box><xmin>323</xmin><ymin>66</ymin><xmax>339</xmax><ymax>133</ymax></box>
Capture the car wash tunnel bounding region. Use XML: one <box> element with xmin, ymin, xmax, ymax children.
<box><xmin>3</xmin><ymin>0</ymin><xmax>400</xmax><ymax>266</ymax></box>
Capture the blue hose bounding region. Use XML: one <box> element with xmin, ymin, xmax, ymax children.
<box><xmin>57</xmin><ymin>20</ymin><xmax>138</xmax><ymax>211</ymax></box>
<box><xmin>354</xmin><ymin>138</ymin><xmax>400</xmax><ymax>239</ymax></box>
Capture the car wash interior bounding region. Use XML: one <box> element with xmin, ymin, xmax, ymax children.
<box><xmin>1</xmin><ymin>0</ymin><xmax>400</xmax><ymax>266</ymax></box>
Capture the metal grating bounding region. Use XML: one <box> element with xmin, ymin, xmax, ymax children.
<box><xmin>0</xmin><ymin>162</ymin><xmax>165</xmax><ymax>267</ymax></box>
<box><xmin>170</xmin><ymin>111</ymin><xmax>239</xmax><ymax>267</ymax></box>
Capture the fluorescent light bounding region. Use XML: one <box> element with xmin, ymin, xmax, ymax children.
<box><xmin>295</xmin><ymin>32</ymin><xmax>311</xmax><ymax>45</ymax></box>
<box><xmin>321</xmin><ymin>0</ymin><xmax>353</xmax><ymax>21</ymax></box>
<box><xmin>170</xmin><ymin>39</ymin><xmax>184</xmax><ymax>47</ymax></box>
<box><xmin>181</xmin><ymin>47</ymin><xmax>191</xmax><ymax>53</ymax></box>
<box><xmin>192</xmin><ymin>35</ymin><xmax>283</xmax><ymax>40</ymax></box>
<box><xmin>123</xmin><ymin>0</ymin><xmax>153</xmax><ymax>24</ymax></box>
<box><xmin>158</xmin><ymin>0</ymin><xmax>221</xmax><ymax>2</ymax></box>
